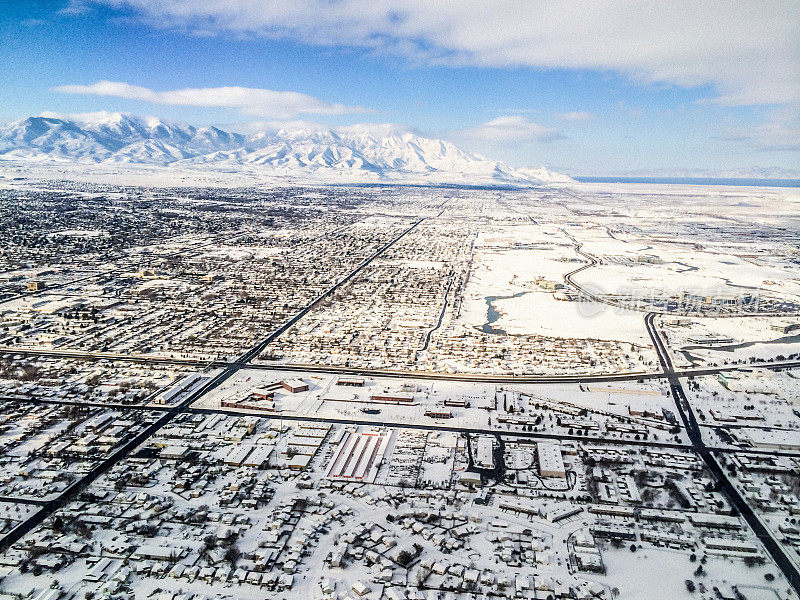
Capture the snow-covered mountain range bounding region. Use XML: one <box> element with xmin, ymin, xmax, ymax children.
<box><xmin>0</xmin><ymin>112</ymin><xmax>572</xmax><ymax>185</ymax></box>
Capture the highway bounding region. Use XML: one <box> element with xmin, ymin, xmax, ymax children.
<box><xmin>0</xmin><ymin>365</ymin><xmax>236</xmax><ymax>552</ymax></box>
<box><xmin>4</xmin><ymin>346</ymin><xmax>800</xmax><ymax>384</ymax></box>
<box><xmin>10</xmin><ymin>393</ymin><xmax>800</xmax><ymax>460</ymax></box>
<box><xmin>645</xmin><ymin>312</ymin><xmax>800</xmax><ymax>593</ymax></box>
<box><xmin>562</xmin><ymin>238</ymin><xmax>604</xmax><ymax>305</ymax></box>
<box><xmin>237</xmin><ymin>358</ymin><xmax>800</xmax><ymax>383</ymax></box>
<box><xmin>0</xmin><ymin>211</ymin><xmax>431</xmax><ymax>553</ymax></box>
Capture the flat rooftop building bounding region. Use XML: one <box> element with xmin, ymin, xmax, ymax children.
<box><xmin>681</xmin><ymin>291</ymin><xmax>754</xmax><ymax>306</ymax></box>
<box><xmin>281</xmin><ymin>379</ymin><xmax>309</xmax><ymax>393</ymax></box>
<box><xmin>537</xmin><ymin>442</ymin><xmax>566</xmax><ymax>478</ymax></box>
<box><xmin>686</xmin><ymin>334</ymin><xmax>735</xmax><ymax>346</ymax></box>
<box><xmin>370</xmin><ymin>393</ymin><xmax>415</xmax><ymax>404</ymax></box>
<box><xmin>476</xmin><ymin>436</ymin><xmax>494</xmax><ymax>468</ymax></box>
<box><xmin>251</xmin><ymin>388</ymin><xmax>275</xmax><ymax>400</ymax></box>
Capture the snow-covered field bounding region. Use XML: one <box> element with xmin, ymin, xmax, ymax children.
<box><xmin>664</xmin><ymin>315</ymin><xmax>800</xmax><ymax>367</ymax></box>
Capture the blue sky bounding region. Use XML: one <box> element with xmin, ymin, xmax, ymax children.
<box><xmin>1</xmin><ymin>0</ymin><xmax>798</xmax><ymax>175</ymax></box>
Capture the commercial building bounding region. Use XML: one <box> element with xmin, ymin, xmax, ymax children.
<box><xmin>537</xmin><ymin>442</ymin><xmax>566</xmax><ymax>478</ymax></box>
<box><xmin>370</xmin><ymin>393</ymin><xmax>415</xmax><ymax>404</ymax></box>
<box><xmin>475</xmin><ymin>436</ymin><xmax>494</xmax><ymax>469</ymax></box>
<box><xmin>281</xmin><ymin>379</ymin><xmax>309</xmax><ymax>393</ymax></box>
<box><xmin>681</xmin><ymin>291</ymin><xmax>754</xmax><ymax>307</ymax></box>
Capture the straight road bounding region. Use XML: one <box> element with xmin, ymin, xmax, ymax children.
<box><xmin>0</xmin><ymin>213</ymin><xmax>431</xmax><ymax>553</ymax></box>
<box><xmin>7</xmin><ymin>393</ymin><xmax>800</xmax><ymax>460</ymax></box>
<box><xmin>4</xmin><ymin>346</ymin><xmax>799</xmax><ymax>384</ymax></box>
<box><xmin>645</xmin><ymin>312</ymin><xmax>800</xmax><ymax>593</ymax></box>
<box><xmin>236</xmin><ymin>216</ymin><xmax>425</xmax><ymax>364</ymax></box>
<box><xmin>0</xmin><ymin>366</ymin><xmax>233</xmax><ymax>552</ymax></box>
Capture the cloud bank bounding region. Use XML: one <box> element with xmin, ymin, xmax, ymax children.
<box><xmin>52</xmin><ymin>80</ymin><xmax>370</xmax><ymax>119</ymax></box>
<box><xmin>720</xmin><ymin>109</ymin><xmax>800</xmax><ymax>152</ymax></box>
<box><xmin>69</xmin><ymin>1</ymin><xmax>800</xmax><ymax>106</ymax></box>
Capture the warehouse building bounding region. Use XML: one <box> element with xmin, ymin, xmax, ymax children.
<box><xmin>537</xmin><ymin>442</ymin><xmax>566</xmax><ymax>478</ymax></box>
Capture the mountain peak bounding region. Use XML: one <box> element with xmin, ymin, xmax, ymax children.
<box><xmin>0</xmin><ymin>114</ymin><xmax>572</xmax><ymax>186</ymax></box>
<box><xmin>39</xmin><ymin>110</ymin><xmax>133</xmax><ymax>126</ymax></box>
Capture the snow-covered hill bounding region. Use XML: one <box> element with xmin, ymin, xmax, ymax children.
<box><xmin>0</xmin><ymin>112</ymin><xmax>572</xmax><ymax>185</ymax></box>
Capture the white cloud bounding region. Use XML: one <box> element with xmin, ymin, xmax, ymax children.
<box><xmin>38</xmin><ymin>110</ymin><xmax>131</xmax><ymax>123</ymax></box>
<box><xmin>556</xmin><ymin>111</ymin><xmax>595</xmax><ymax>122</ymax></box>
<box><xmin>77</xmin><ymin>1</ymin><xmax>800</xmax><ymax>106</ymax></box>
<box><xmin>456</xmin><ymin>116</ymin><xmax>562</xmax><ymax>144</ymax></box>
<box><xmin>51</xmin><ymin>80</ymin><xmax>371</xmax><ymax>119</ymax></box>
<box><xmin>240</xmin><ymin>120</ymin><xmax>415</xmax><ymax>139</ymax></box>
<box><xmin>720</xmin><ymin>109</ymin><xmax>800</xmax><ymax>151</ymax></box>
<box><xmin>240</xmin><ymin>119</ymin><xmax>333</xmax><ymax>135</ymax></box>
